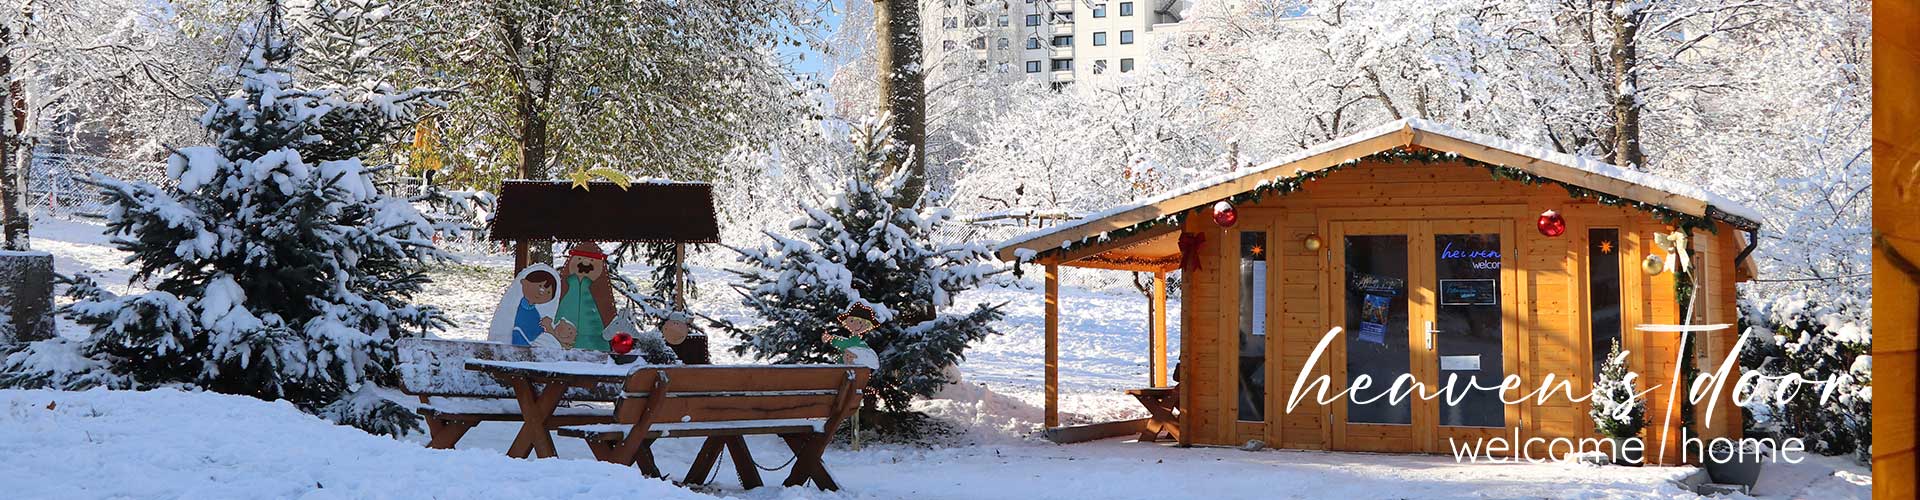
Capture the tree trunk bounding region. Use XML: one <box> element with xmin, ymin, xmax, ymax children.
<box><xmin>0</xmin><ymin>22</ymin><xmax>26</xmax><ymax>252</ymax></box>
<box><xmin>501</xmin><ymin>11</ymin><xmax>551</xmax><ymax>268</ymax></box>
<box><xmin>873</xmin><ymin>0</ymin><xmax>928</xmax><ymax>206</ymax></box>
<box><xmin>1608</xmin><ymin>5</ymin><xmax>1644</xmax><ymax>170</ymax></box>
<box><xmin>515</xmin><ymin>91</ymin><xmax>551</xmax><ymax>267</ymax></box>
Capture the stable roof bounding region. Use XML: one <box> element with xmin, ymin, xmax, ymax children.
<box><xmin>488</xmin><ymin>180</ymin><xmax>721</xmax><ymax>243</ymax></box>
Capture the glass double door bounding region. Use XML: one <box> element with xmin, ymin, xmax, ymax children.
<box><xmin>1331</xmin><ymin>220</ymin><xmax>1516</xmax><ymax>453</ymax></box>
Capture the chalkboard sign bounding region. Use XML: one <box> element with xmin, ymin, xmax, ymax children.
<box><xmin>1440</xmin><ymin>279</ymin><xmax>1498</xmax><ymax>306</ymax></box>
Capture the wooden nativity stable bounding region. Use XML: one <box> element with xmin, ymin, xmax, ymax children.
<box><xmin>995</xmin><ymin>120</ymin><xmax>1763</xmax><ymax>465</ymax></box>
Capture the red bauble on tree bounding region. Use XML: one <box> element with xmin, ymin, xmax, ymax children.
<box><xmin>1212</xmin><ymin>200</ymin><xmax>1239</xmax><ymax>228</ymax></box>
<box><xmin>609</xmin><ymin>331</ymin><xmax>635</xmax><ymax>354</ymax></box>
<box><xmin>1537</xmin><ymin>209</ymin><xmax>1567</xmax><ymax>237</ymax></box>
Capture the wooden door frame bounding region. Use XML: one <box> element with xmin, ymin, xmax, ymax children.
<box><xmin>1568</xmin><ymin>212</ymin><xmax>1631</xmax><ymax>443</ymax></box>
<box><xmin>1423</xmin><ymin>219</ymin><xmax>1520</xmax><ymax>452</ymax></box>
<box><xmin>1218</xmin><ymin>214</ymin><xmax>1278</xmax><ymax>445</ymax></box>
<box><xmin>1323</xmin><ymin>215</ymin><xmax>1530</xmax><ymax>454</ymax></box>
<box><xmin>1326</xmin><ymin>219</ymin><xmax>1425</xmax><ymax>452</ymax></box>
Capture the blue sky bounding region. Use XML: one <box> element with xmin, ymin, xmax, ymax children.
<box><xmin>780</xmin><ymin>1</ymin><xmax>847</xmax><ymax>79</ymax></box>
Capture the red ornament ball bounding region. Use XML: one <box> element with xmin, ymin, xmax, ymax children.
<box><xmin>1212</xmin><ymin>200</ymin><xmax>1239</xmax><ymax>228</ymax></box>
<box><xmin>610</xmin><ymin>332</ymin><xmax>635</xmax><ymax>355</ymax></box>
<box><xmin>1537</xmin><ymin>210</ymin><xmax>1567</xmax><ymax>237</ymax></box>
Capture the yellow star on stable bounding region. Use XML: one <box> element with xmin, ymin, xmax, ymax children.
<box><xmin>1599</xmin><ymin>241</ymin><xmax>1614</xmax><ymax>254</ymax></box>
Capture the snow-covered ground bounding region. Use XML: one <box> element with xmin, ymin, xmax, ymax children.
<box><xmin>20</xmin><ymin>218</ymin><xmax>1873</xmax><ymax>499</ymax></box>
<box><xmin>0</xmin><ymin>388</ymin><xmax>711</xmax><ymax>499</ymax></box>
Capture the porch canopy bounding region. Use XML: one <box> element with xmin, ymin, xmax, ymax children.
<box><xmin>993</xmin><ymin>118</ymin><xmax>1763</xmax><ymax>435</ymax></box>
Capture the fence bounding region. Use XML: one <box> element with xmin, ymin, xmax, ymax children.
<box><xmin>26</xmin><ymin>152</ymin><xmax>168</xmax><ymax>220</ymax></box>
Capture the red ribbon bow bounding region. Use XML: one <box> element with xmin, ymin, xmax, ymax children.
<box><xmin>1177</xmin><ymin>232</ymin><xmax>1206</xmax><ymax>271</ymax></box>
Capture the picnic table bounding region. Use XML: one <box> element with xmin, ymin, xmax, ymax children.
<box><xmin>1126</xmin><ymin>387</ymin><xmax>1181</xmax><ymax>442</ymax></box>
<box><xmin>463</xmin><ymin>359</ymin><xmax>633</xmax><ymax>458</ymax></box>
<box><xmin>559</xmin><ymin>364</ymin><xmax>871</xmax><ymax>491</ymax></box>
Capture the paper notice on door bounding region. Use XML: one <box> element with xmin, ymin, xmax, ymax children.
<box><xmin>1251</xmin><ymin>262</ymin><xmax>1267</xmax><ymax>336</ymax></box>
<box><xmin>1440</xmin><ymin>355</ymin><xmax>1481</xmax><ymax>371</ymax></box>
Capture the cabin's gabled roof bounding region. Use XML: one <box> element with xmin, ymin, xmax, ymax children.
<box><xmin>994</xmin><ymin>119</ymin><xmax>1763</xmax><ymax>262</ymax></box>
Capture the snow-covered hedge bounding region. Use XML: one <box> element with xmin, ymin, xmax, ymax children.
<box><xmin>1738</xmin><ymin>296</ymin><xmax>1871</xmax><ymax>460</ymax></box>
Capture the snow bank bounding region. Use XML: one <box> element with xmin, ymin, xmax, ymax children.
<box><xmin>0</xmin><ymin>388</ymin><xmax>707</xmax><ymax>500</ymax></box>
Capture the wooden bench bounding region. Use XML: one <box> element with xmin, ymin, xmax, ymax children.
<box><xmin>396</xmin><ymin>338</ymin><xmax>622</xmax><ymax>450</ymax></box>
<box><xmin>558</xmin><ymin>365</ymin><xmax>871</xmax><ymax>491</ymax></box>
<box><xmin>1127</xmin><ymin>387</ymin><xmax>1181</xmax><ymax>442</ymax></box>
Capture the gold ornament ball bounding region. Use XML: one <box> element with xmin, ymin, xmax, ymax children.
<box><xmin>1303</xmin><ymin>234</ymin><xmax>1324</xmax><ymax>251</ymax></box>
<box><xmin>1641</xmin><ymin>254</ymin><xmax>1665</xmax><ymax>275</ymax></box>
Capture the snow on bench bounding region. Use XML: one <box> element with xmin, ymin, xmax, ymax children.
<box><xmin>558</xmin><ymin>418</ymin><xmax>828</xmax><ymax>440</ymax></box>
<box><xmin>413</xmin><ymin>397</ymin><xmax>615</xmax><ymax>417</ymax></box>
<box><xmin>395</xmin><ymin>337</ymin><xmax>624</xmax><ymax>450</ymax></box>
<box><xmin>397</xmin><ymin>337</ymin><xmax>621</xmax><ymax>401</ymax></box>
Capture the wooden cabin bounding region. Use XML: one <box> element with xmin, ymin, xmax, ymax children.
<box><xmin>995</xmin><ymin>120</ymin><xmax>1762</xmax><ymax>465</ymax></box>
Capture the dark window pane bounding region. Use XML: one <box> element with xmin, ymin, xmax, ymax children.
<box><xmin>1434</xmin><ymin>233</ymin><xmax>1504</xmax><ymax>427</ymax></box>
<box><xmin>1238</xmin><ymin>231</ymin><xmax>1268</xmax><ymax>421</ymax></box>
<box><xmin>1345</xmin><ymin>234</ymin><xmax>1410</xmax><ymax>424</ymax></box>
<box><xmin>1589</xmin><ymin>228</ymin><xmax>1622</xmax><ymax>381</ymax></box>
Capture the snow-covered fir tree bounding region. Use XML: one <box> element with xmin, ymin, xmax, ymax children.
<box><xmin>1591</xmin><ymin>339</ymin><xmax>1647</xmax><ymax>439</ymax></box>
<box><xmin>2</xmin><ymin>4</ymin><xmax>446</xmax><ymax>435</ymax></box>
<box><xmin>725</xmin><ymin>116</ymin><xmax>1004</xmax><ymax>413</ymax></box>
<box><xmin>1739</xmin><ymin>301</ymin><xmax>1872</xmax><ymax>459</ymax></box>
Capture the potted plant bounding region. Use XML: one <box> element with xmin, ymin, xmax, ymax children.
<box><xmin>1590</xmin><ymin>340</ymin><xmax>1648</xmax><ymax>466</ymax></box>
<box><xmin>1703</xmin><ymin>439</ymin><xmax>1769</xmax><ymax>494</ymax></box>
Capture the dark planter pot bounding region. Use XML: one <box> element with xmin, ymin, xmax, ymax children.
<box><xmin>610</xmin><ymin>354</ymin><xmax>642</xmax><ymax>365</ymax></box>
<box><xmin>0</xmin><ymin>251</ymin><xmax>55</xmax><ymax>344</ymax></box>
<box><xmin>1610</xmin><ymin>436</ymin><xmax>1644</xmax><ymax>466</ymax></box>
<box><xmin>1704</xmin><ymin>447</ymin><xmax>1767</xmax><ymax>492</ymax></box>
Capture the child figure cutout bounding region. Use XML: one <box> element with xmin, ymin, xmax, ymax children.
<box><xmin>487</xmin><ymin>264</ymin><xmax>573</xmax><ymax>348</ymax></box>
<box><xmin>824</xmin><ymin>303</ymin><xmax>881</xmax><ymax>370</ymax></box>
<box><xmin>555</xmin><ymin>242</ymin><xmax>619</xmax><ymax>351</ymax></box>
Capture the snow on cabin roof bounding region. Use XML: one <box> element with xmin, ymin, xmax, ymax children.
<box><xmin>995</xmin><ymin>118</ymin><xmax>1764</xmax><ymax>261</ymax></box>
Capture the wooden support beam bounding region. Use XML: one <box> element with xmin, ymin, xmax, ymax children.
<box><xmin>1045</xmin><ymin>263</ymin><xmax>1061</xmax><ymax>429</ymax></box>
<box><xmin>1151</xmin><ymin>270</ymin><xmax>1169</xmax><ymax>387</ymax></box>
<box><xmin>673</xmin><ymin>242</ymin><xmax>688</xmax><ymax>310</ymax></box>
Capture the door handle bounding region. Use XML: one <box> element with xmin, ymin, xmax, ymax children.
<box><xmin>1425</xmin><ymin>321</ymin><xmax>1438</xmax><ymax>350</ymax></box>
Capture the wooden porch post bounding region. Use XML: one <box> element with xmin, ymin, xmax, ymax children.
<box><xmin>673</xmin><ymin>242</ymin><xmax>688</xmax><ymax>310</ymax></box>
<box><xmin>1151</xmin><ymin>270</ymin><xmax>1169</xmax><ymax>387</ymax></box>
<box><xmin>1045</xmin><ymin>262</ymin><xmax>1060</xmax><ymax>429</ymax></box>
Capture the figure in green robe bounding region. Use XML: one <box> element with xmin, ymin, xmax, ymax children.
<box><xmin>556</xmin><ymin>242</ymin><xmax>618</xmax><ymax>351</ymax></box>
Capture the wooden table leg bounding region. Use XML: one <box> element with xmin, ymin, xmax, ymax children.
<box><xmin>424</xmin><ymin>417</ymin><xmax>474</xmax><ymax>449</ymax></box>
<box><xmin>506</xmin><ymin>378</ymin><xmax>570</xmax><ymax>459</ymax></box>
<box><xmin>635</xmin><ymin>438</ymin><xmax>662</xmax><ymax>478</ymax></box>
<box><xmin>683</xmin><ymin>437</ymin><xmax>728</xmax><ymax>486</ymax></box>
<box><xmin>591</xmin><ymin>434</ymin><xmax>663</xmax><ymax>481</ymax></box>
<box><xmin>584</xmin><ymin>438</ymin><xmax>617</xmax><ymax>462</ymax></box>
<box><xmin>1133</xmin><ymin>394</ymin><xmax>1182</xmax><ymax>442</ymax></box>
<box><xmin>780</xmin><ymin>433</ymin><xmax>838</xmax><ymax>490</ymax></box>
<box><xmin>725</xmin><ymin>436</ymin><xmax>764</xmax><ymax>489</ymax></box>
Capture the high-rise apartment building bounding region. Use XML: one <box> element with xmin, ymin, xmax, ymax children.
<box><xmin>926</xmin><ymin>0</ymin><xmax>1189</xmax><ymax>88</ymax></box>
